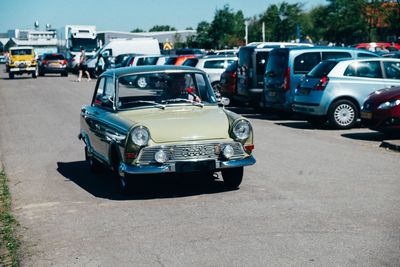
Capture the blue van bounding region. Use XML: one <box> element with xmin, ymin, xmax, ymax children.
<box><xmin>262</xmin><ymin>47</ymin><xmax>378</xmax><ymax>112</ymax></box>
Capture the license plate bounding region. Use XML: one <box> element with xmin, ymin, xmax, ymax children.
<box><xmin>361</xmin><ymin>111</ymin><xmax>372</xmax><ymax>119</ymax></box>
<box><xmin>175</xmin><ymin>160</ymin><xmax>215</xmax><ymax>173</ymax></box>
<box><xmin>268</xmin><ymin>91</ymin><xmax>276</xmax><ymax>97</ymax></box>
<box><xmin>50</xmin><ymin>63</ymin><xmax>60</xmax><ymax>67</ymax></box>
<box><xmin>299</xmin><ymin>88</ymin><xmax>310</xmax><ymax>95</ymax></box>
<box><xmin>18</xmin><ymin>64</ymin><xmax>26</xmax><ymax>68</ymax></box>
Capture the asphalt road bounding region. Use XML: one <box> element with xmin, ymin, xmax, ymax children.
<box><xmin>0</xmin><ymin>65</ymin><xmax>400</xmax><ymax>266</ymax></box>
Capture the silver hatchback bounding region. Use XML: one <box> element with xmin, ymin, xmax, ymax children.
<box><xmin>293</xmin><ymin>58</ymin><xmax>400</xmax><ymax>129</ymax></box>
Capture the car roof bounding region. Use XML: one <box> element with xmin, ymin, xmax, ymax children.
<box><xmin>10</xmin><ymin>46</ymin><xmax>34</xmax><ymax>50</ymax></box>
<box><xmin>101</xmin><ymin>65</ymin><xmax>207</xmax><ymax>78</ymax></box>
<box><xmin>270</xmin><ymin>46</ymin><xmax>377</xmax><ymax>52</ymax></box>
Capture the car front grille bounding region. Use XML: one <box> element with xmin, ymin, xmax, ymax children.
<box><xmin>137</xmin><ymin>142</ymin><xmax>245</xmax><ymax>164</ymax></box>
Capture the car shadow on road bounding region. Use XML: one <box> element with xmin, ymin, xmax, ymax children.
<box><xmin>341</xmin><ymin>131</ymin><xmax>399</xmax><ymax>141</ymax></box>
<box><xmin>57</xmin><ymin>161</ymin><xmax>234</xmax><ymax>200</ymax></box>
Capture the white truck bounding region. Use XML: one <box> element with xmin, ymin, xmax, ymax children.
<box><xmin>86</xmin><ymin>38</ymin><xmax>161</xmax><ymax>76</ymax></box>
<box><xmin>57</xmin><ymin>25</ymin><xmax>99</xmax><ymax>71</ymax></box>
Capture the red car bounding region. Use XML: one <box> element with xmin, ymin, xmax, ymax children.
<box><xmin>219</xmin><ymin>60</ymin><xmax>238</xmax><ymax>100</ymax></box>
<box><xmin>361</xmin><ymin>86</ymin><xmax>400</xmax><ymax>133</ymax></box>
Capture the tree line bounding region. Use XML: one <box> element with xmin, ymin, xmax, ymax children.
<box><xmin>132</xmin><ymin>0</ymin><xmax>400</xmax><ymax>49</ymax></box>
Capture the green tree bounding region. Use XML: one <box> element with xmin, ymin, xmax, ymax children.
<box><xmin>194</xmin><ymin>21</ymin><xmax>213</xmax><ymax>49</ymax></box>
<box><xmin>149</xmin><ymin>25</ymin><xmax>177</xmax><ymax>32</ymax></box>
<box><xmin>130</xmin><ymin>28</ymin><xmax>144</xmax><ymax>33</ymax></box>
<box><xmin>209</xmin><ymin>4</ymin><xmax>245</xmax><ymax>48</ymax></box>
<box><xmin>324</xmin><ymin>0</ymin><xmax>369</xmax><ymax>45</ymax></box>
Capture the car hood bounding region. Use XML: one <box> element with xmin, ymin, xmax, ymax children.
<box><xmin>367</xmin><ymin>87</ymin><xmax>400</xmax><ymax>103</ymax></box>
<box><xmin>118</xmin><ymin>105</ymin><xmax>230</xmax><ymax>143</ymax></box>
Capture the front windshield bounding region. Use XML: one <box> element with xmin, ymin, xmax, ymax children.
<box><xmin>70</xmin><ymin>38</ymin><xmax>98</xmax><ymax>52</ymax></box>
<box><xmin>11</xmin><ymin>49</ymin><xmax>33</xmax><ymax>56</ymax></box>
<box><xmin>117</xmin><ymin>71</ymin><xmax>218</xmax><ymax>110</ymax></box>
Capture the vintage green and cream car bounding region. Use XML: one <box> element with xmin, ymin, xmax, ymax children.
<box><xmin>79</xmin><ymin>65</ymin><xmax>256</xmax><ymax>192</ymax></box>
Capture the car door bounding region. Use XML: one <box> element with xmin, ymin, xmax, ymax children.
<box><xmin>342</xmin><ymin>60</ymin><xmax>387</xmax><ymax>106</ymax></box>
<box><xmin>382</xmin><ymin>60</ymin><xmax>400</xmax><ymax>88</ymax></box>
<box><xmin>83</xmin><ymin>76</ymin><xmax>116</xmax><ymax>162</ymax></box>
<box><xmin>203</xmin><ymin>59</ymin><xmax>225</xmax><ymax>84</ymax></box>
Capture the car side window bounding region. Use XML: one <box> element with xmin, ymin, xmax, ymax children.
<box><xmin>322</xmin><ymin>52</ymin><xmax>351</xmax><ymax>60</ymax></box>
<box><xmin>357</xmin><ymin>52</ymin><xmax>378</xmax><ymax>58</ymax></box>
<box><xmin>293</xmin><ymin>52</ymin><xmax>321</xmax><ymax>74</ymax></box>
<box><xmin>204</xmin><ymin>60</ymin><xmax>225</xmax><ymax>69</ymax></box>
<box><xmin>94</xmin><ymin>77</ymin><xmax>115</xmax><ymax>109</ymax></box>
<box><xmin>344</xmin><ymin>61</ymin><xmax>383</xmax><ymax>78</ymax></box>
<box><xmin>383</xmin><ymin>61</ymin><xmax>400</xmax><ymax>80</ymax></box>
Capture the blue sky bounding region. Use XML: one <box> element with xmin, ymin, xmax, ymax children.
<box><xmin>0</xmin><ymin>0</ymin><xmax>327</xmax><ymax>33</ymax></box>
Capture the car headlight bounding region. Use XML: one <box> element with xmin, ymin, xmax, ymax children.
<box><xmin>131</xmin><ymin>126</ymin><xmax>150</xmax><ymax>146</ymax></box>
<box><xmin>232</xmin><ymin>119</ymin><xmax>251</xmax><ymax>141</ymax></box>
<box><xmin>377</xmin><ymin>99</ymin><xmax>400</xmax><ymax>110</ymax></box>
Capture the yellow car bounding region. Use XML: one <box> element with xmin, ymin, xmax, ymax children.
<box><xmin>79</xmin><ymin>65</ymin><xmax>256</xmax><ymax>193</ymax></box>
<box><xmin>7</xmin><ymin>46</ymin><xmax>38</xmax><ymax>79</ymax></box>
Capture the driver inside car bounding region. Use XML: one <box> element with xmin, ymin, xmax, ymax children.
<box><xmin>158</xmin><ymin>74</ymin><xmax>201</xmax><ymax>102</ymax></box>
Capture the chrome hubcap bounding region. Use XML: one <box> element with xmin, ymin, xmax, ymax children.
<box><xmin>137</xmin><ymin>77</ymin><xmax>147</xmax><ymax>88</ymax></box>
<box><xmin>334</xmin><ymin>104</ymin><xmax>355</xmax><ymax>126</ymax></box>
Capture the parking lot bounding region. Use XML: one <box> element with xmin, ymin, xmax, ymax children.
<box><xmin>0</xmin><ymin>65</ymin><xmax>400</xmax><ymax>266</ymax></box>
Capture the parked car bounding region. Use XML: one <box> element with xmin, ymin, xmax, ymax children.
<box><xmin>354</xmin><ymin>42</ymin><xmax>400</xmax><ymax>52</ymax></box>
<box><xmin>361</xmin><ymin>86</ymin><xmax>400</xmax><ymax>134</ymax></box>
<box><xmin>293</xmin><ymin>58</ymin><xmax>400</xmax><ymax>129</ymax></box>
<box><xmin>164</xmin><ymin>55</ymin><xmax>196</xmax><ymax>66</ymax></box>
<box><xmin>220</xmin><ymin>60</ymin><xmax>238</xmax><ymax>101</ymax></box>
<box><xmin>79</xmin><ymin>65</ymin><xmax>256</xmax><ymax>193</ymax></box>
<box><xmin>125</xmin><ymin>54</ymin><xmax>166</xmax><ymax>67</ymax></box>
<box><xmin>236</xmin><ymin>42</ymin><xmax>314</xmax><ymax>109</ymax></box>
<box><xmin>7</xmin><ymin>46</ymin><xmax>38</xmax><ymax>79</ymax></box>
<box><xmin>263</xmin><ymin>47</ymin><xmax>379</xmax><ymax>113</ymax></box>
<box><xmin>207</xmin><ymin>49</ymin><xmax>238</xmax><ymax>56</ymax></box>
<box><xmin>182</xmin><ymin>55</ymin><xmax>237</xmax><ymax>94</ymax></box>
<box><xmin>38</xmin><ymin>53</ymin><xmax>68</xmax><ymax>76</ymax></box>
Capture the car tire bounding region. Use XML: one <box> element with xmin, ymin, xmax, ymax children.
<box><xmin>62</xmin><ymin>72</ymin><xmax>68</xmax><ymax>77</ymax></box>
<box><xmin>328</xmin><ymin>99</ymin><xmax>358</xmax><ymax>129</ymax></box>
<box><xmin>221</xmin><ymin>167</ymin><xmax>243</xmax><ymax>189</ymax></box>
<box><xmin>211</xmin><ymin>82</ymin><xmax>222</xmax><ymax>98</ymax></box>
<box><xmin>85</xmin><ymin>147</ymin><xmax>102</xmax><ymax>173</ymax></box>
<box><xmin>8</xmin><ymin>72</ymin><xmax>14</xmax><ymax>79</ymax></box>
<box><xmin>136</xmin><ymin>76</ymin><xmax>147</xmax><ymax>88</ymax></box>
<box><xmin>39</xmin><ymin>70</ymin><xmax>44</xmax><ymax>76</ymax></box>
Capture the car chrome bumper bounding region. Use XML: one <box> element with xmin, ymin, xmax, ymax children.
<box><xmin>9</xmin><ymin>67</ymin><xmax>36</xmax><ymax>72</ymax></box>
<box><xmin>119</xmin><ymin>156</ymin><xmax>256</xmax><ymax>176</ymax></box>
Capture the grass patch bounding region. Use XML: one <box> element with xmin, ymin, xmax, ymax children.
<box><xmin>0</xmin><ymin>168</ymin><xmax>20</xmax><ymax>266</ymax></box>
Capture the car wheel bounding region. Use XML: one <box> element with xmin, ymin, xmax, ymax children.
<box><xmin>211</xmin><ymin>82</ymin><xmax>222</xmax><ymax>98</ymax></box>
<box><xmin>39</xmin><ymin>70</ymin><xmax>44</xmax><ymax>76</ymax></box>
<box><xmin>85</xmin><ymin>147</ymin><xmax>102</xmax><ymax>173</ymax></box>
<box><xmin>136</xmin><ymin>76</ymin><xmax>147</xmax><ymax>88</ymax></box>
<box><xmin>328</xmin><ymin>100</ymin><xmax>358</xmax><ymax>129</ymax></box>
<box><xmin>221</xmin><ymin>167</ymin><xmax>243</xmax><ymax>189</ymax></box>
<box><xmin>62</xmin><ymin>72</ymin><xmax>68</xmax><ymax>77</ymax></box>
<box><xmin>8</xmin><ymin>72</ymin><xmax>14</xmax><ymax>79</ymax></box>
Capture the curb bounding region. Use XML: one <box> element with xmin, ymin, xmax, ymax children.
<box><xmin>380</xmin><ymin>140</ymin><xmax>400</xmax><ymax>152</ymax></box>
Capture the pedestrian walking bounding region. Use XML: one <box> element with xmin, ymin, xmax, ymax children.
<box><xmin>77</xmin><ymin>46</ymin><xmax>91</xmax><ymax>82</ymax></box>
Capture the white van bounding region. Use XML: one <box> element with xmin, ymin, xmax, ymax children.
<box><xmin>87</xmin><ymin>38</ymin><xmax>160</xmax><ymax>74</ymax></box>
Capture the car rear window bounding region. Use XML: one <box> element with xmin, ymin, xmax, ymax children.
<box><xmin>203</xmin><ymin>60</ymin><xmax>225</xmax><ymax>69</ymax></box>
<box><xmin>265</xmin><ymin>51</ymin><xmax>287</xmax><ymax>77</ymax></box>
<box><xmin>293</xmin><ymin>52</ymin><xmax>321</xmax><ymax>74</ymax></box>
<box><xmin>357</xmin><ymin>52</ymin><xmax>379</xmax><ymax>58</ymax></box>
<box><xmin>11</xmin><ymin>49</ymin><xmax>32</xmax><ymax>55</ymax></box>
<box><xmin>44</xmin><ymin>54</ymin><xmax>65</xmax><ymax>60</ymax></box>
<box><xmin>137</xmin><ymin>57</ymin><xmax>159</xmax><ymax>66</ymax></box>
<box><xmin>256</xmin><ymin>51</ymin><xmax>270</xmax><ymax>75</ymax></box>
<box><xmin>344</xmin><ymin>61</ymin><xmax>383</xmax><ymax>78</ymax></box>
<box><xmin>165</xmin><ymin>57</ymin><xmax>178</xmax><ymax>65</ymax></box>
<box><xmin>182</xmin><ymin>58</ymin><xmax>198</xmax><ymax>67</ymax></box>
<box><xmin>322</xmin><ymin>51</ymin><xmax>351</xmax><ymax>60</ymax></box>
<box><xmin>307</xmin><ymin>60</ymin><xmax>339</xmax><ymax>78</ymax></box>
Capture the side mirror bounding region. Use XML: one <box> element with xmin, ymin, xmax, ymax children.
<box><xmin>101</xmin><ymin>51</ymin><xmax>110</xmax><ymax>58</ymax></box>
<box><xmin>220</xmin><ymin>97</ymin><xmax>230</xmax><ymax>106</ymax></box>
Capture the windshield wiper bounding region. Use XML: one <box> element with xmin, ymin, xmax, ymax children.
<box><xmin>161</xmin><ymin>98</ymin><xmax>204</xmax><ymax>108</ymax></box>
<box><xmin>123</xmin><ymin>100</ymin><xmax>166</xmax><ymax>109</ymax></box>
